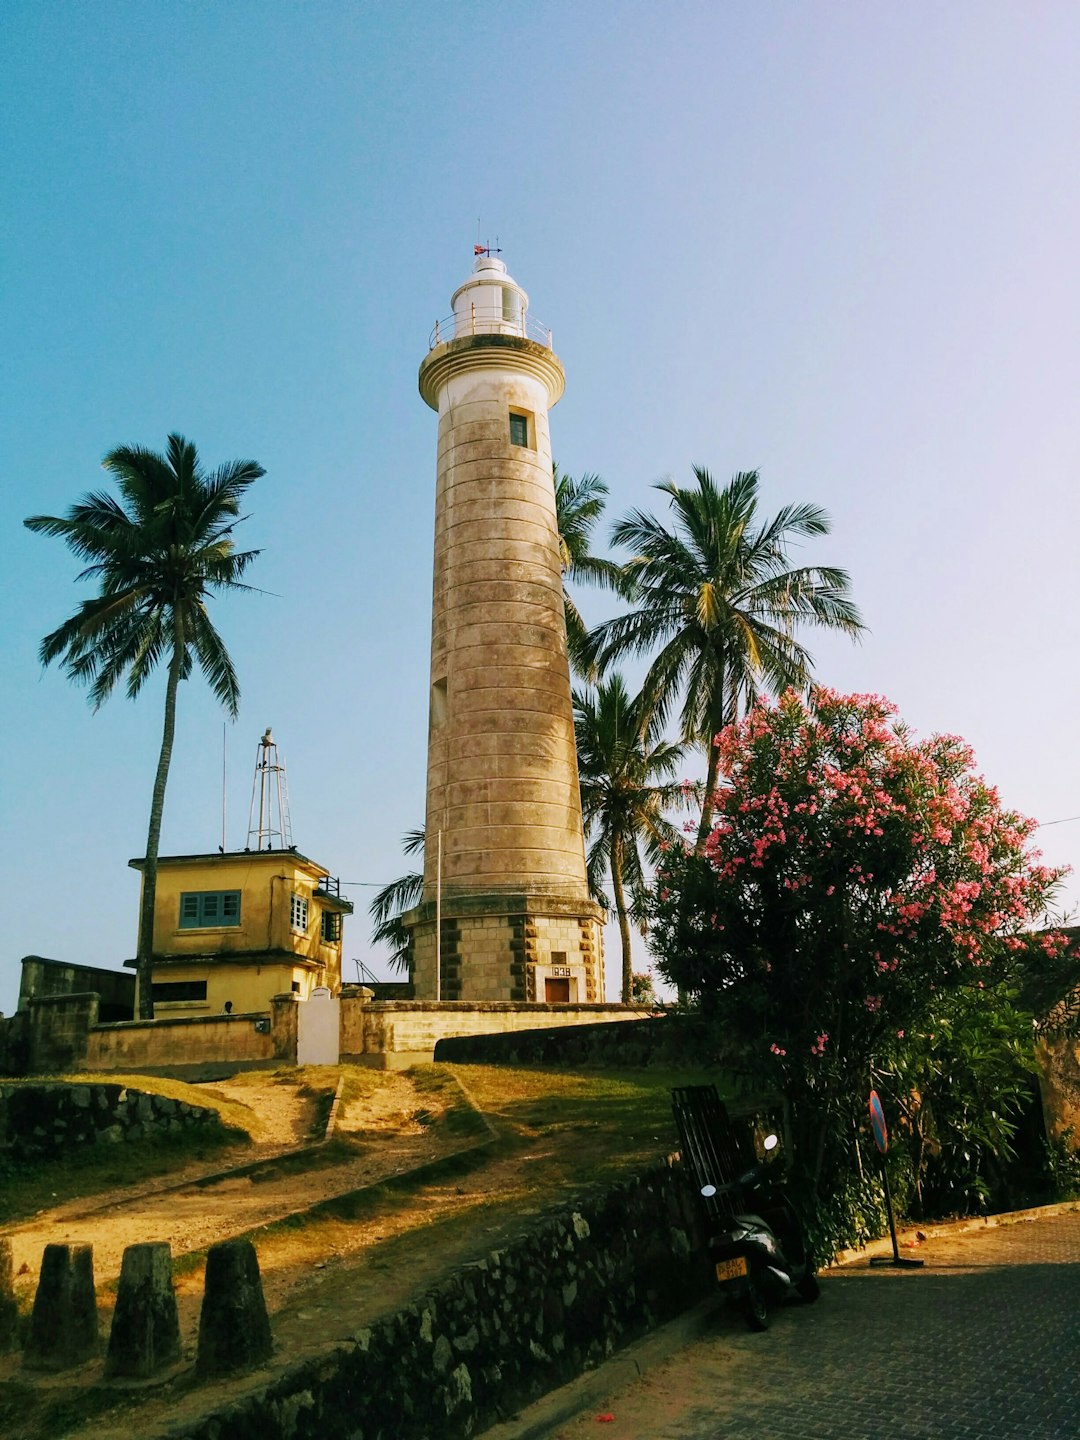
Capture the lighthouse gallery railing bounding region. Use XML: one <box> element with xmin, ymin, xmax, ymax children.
<box><xmin>428</xmin><ymin>306</ymin><xmax>553</xmax><ymax>351</ymax></box>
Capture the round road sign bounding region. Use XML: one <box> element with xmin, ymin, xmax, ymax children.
<box><xmin>869</xmin><ymin>1089</ymin><xmax>888</xmax><ymax>1154</ymax></box>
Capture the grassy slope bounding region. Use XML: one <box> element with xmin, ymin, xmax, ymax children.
<box><xmin>0</xmin><ymin>1072</ymin><xmax>264</xmax><ymax>1225</ymax></box>
<box><xmin>0</xmin><ymin>1062</ymin><xmax>724</xmax><ymax>1440</ymax></box>
<box><xmin>0</xmin><ymin>1062</ymin><xmax>718</xmax><ymax>1233</ymax></box>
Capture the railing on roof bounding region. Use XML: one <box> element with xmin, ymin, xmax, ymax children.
<box><xmin>429</xmin><ymin>305</ymin><xmax>553</xmax><ymax>351</ymax></box>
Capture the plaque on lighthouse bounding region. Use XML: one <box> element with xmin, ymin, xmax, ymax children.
<box><xmin>403</xmin><ymin>252</ymin><xmax>605</xmax><ymax>1004</ymax></box>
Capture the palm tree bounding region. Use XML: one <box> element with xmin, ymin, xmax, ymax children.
<box><xmin>553</xmin><ymin>466</ymin><xmax>629</xmax><ymax>677</ymax></box>
<box><xmin>25</xmin><ymin>434</ymin><xmax>264</xmax><ymax>1018</ymax></box>
<box><xmin>588</xmin><ymin>469</ymin><xmax>863</xmax><ymax>849</ymax></box>
<box><xmin>574</xmin><ymin>674</ymin><xmax>694</xmax><ymax>1003</ymax></box>
<box><xmin>368</xmin><ymin>826</ymin><xmax>425</xmax><ymax>973</ymax></box>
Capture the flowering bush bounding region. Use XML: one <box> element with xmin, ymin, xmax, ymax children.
<box><xmin>650</xmin><ymin>688</ymin><xmax>1068</xmax><ymax>1226</ymax></box>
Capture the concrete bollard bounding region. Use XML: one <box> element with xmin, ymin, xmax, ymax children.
<box><xmin>24</xmin><ymin>1243</ymin><xmax>98</xmax><ymax>1369</ymax></box>
<box><xmin>196</xmin><ymin>1239</ymin><xmax>272</xmax><ymax>1379</ymax></box>
<box><xmin>105</xmin><ymin>1242</ymin><xmax>181</xmax><ymax>1379</ymax></box>
<box><xmin>0</xmin><ymin>1238</ymin><xmax>19</xmax><ymax>1353</ymax></box>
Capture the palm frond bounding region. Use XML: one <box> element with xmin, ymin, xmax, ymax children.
<box><xmin>187</xmin><ymin>604</ymin><xmax>242</xmax><ymax>716</ymax></box>
<box><xmin>369</xmin><ymin>826</ymin><xmax>426</xmax><ymax>970</ymax></box>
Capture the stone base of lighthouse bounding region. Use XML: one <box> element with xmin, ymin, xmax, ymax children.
<box><xmin>404</xmin><ymin>894</ymin><xmax>605</xmax><ymax>1003</ymax></box>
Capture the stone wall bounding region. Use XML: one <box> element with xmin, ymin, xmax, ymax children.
<box><xmin>0</xmin><ymin>1082</ymin><xmax>222</xmax><ymax>1159</ymax></box>
<box><xmin>174</xmin><ymin>1161</ymin><xmax>710</xmax><ymax>1440</ymax></box>
<box><xmin>1038</xmin><ymin>1032</ymin><xmax>1080</xmax><ymax>1144</ymax></box>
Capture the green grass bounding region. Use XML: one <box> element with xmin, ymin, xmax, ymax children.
<box><xmin>149</xmin><ymin>1062</ymin><xmax>729</xmax><ymax>1332</ymax></box>
<box><xmin>0</xmin><ymin>1125</ymin><xmax>248</xmax><ymax>1225</ymax></box>
<box><xmin>409</xmin><ymin>1064</ymin><xmax>494</xmax><ymax>1140</ymax></box>
<box><xmin>447</xmin><ymin>1063</ymin><xmax>722</xmax><ymax>1180</ymax></box>
<box><xmin>0</xmin><ymin>1072</ymin><xmax>259</xmax><ymax>1224</ymax></box>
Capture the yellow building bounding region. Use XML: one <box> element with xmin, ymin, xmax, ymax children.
<box><xmin>127</xmin><ymin>849</ymin><xmax>354</xmax><ymax>1015</ymax></box>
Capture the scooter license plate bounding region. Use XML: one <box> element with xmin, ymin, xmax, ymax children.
<box><xmin>715</xmin><ymin>1255</ymin><xmax>748</xmax><ymax>1283</ymax></box>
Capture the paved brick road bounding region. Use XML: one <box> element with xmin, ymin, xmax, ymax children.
<box><xmin>548</xmin><ymin>1213</ymin><xmax>1080</xmax><ymax>1440</ymax></box>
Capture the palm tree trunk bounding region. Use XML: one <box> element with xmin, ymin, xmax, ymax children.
<box><xmin>694</xmin><ymin>727</ymin><xmax>724</xmax><ymax>853</ymax></box>
<box><xmin>611</xmin><ymin>834</ymin><xmax>634</xmax><ymax>1005</ymax></box>
<box><xmin>694</xmin><ymin>666</ymin><xmax>726</xmax><ymax>853</ymax></box>
<box><xmin>136</xmin><ymin>612</ymin><xmax>185</xmax><ymax>1020</ymax></box>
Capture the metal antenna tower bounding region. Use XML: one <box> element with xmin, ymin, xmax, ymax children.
<box><xmin>246</xmin><ymin>728</ymin><xmax>294</xmax><ymax>850</ymax></box>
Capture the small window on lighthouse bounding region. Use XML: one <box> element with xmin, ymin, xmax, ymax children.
<box><xmin>509</xmin><ymin>411</ymin><xmax>531</xmax><ymax>448</ymax></box>
<box><xmin>431</xmin><ymin>677</ymin><xmax>448</xmax><ymax>726</ymax></box>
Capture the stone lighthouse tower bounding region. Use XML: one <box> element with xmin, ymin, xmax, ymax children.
<box><xmin>405</xmin><ymin>252</ymin><xmax>605</xmax><ymax>1004</ymax></box>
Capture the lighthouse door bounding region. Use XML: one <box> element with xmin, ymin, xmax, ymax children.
<box><xmin>544</xmin><ymin>976</ymin><xmax>570</xmax><ymax>1003</ymax></box>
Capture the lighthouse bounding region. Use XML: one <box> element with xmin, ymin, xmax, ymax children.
<box><xmin>404</xmin><ymin>252</ymin><xmax>605</xmax><ymax>1004</ymax></box>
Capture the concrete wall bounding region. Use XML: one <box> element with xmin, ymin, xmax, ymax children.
<box><xmin>339</xmin><ymin>997</ymin><xmax>641</xmax><ymax>1067</ymax></box>
<box><xmin>27</xmin><ymin>993</ymin><xmax>100</xmax><ymax>1073</ymax></box>
<box><xmin>174</xmin><ymin>1161</ymin><xmax>711</xmax><ymax>1440</ymax></box>
<box><xmin>18</xmin><ymin>956</ymin><xmax>134</xmax><ymax>1021</ymax></box>
<box><xmin>8</xmin><ymin>987</ymin><xmax>655</xmax><ymax>1079</ymax></box>
<box><xmin>85</xmin><ymin>1012</ymin><xmax>277</xmax><ymax>1076</ymax></box>
<box><xmin>0</xmin><ymin>1010</ymin><xmax>29</xmax><ymax>1077</ymax></box>
<box><xmin>0</xmin><ymin>1081</ymin><xmax>222</xmax><ymax>1158</ymax></box>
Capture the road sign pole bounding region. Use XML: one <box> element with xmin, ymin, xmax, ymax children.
<box><xmin>867</xmin><ymin>1088</ymin><xmax>923</xmax><ymax>1269</ymax></box>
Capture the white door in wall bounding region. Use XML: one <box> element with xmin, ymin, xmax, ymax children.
<box><xmin>296</xmin><ymin>987</ymin><xmax>340</xmax><ymax>1066</ymax></box>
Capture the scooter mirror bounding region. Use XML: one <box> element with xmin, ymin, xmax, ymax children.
<box><xmin>700</xmin><ymin>1184</ymin><xmax>717</xmax><ymax>1198</ymax></box>
<box><xmin>763</xmin><ymin>1133</ymin><xmax>779</xmax><ymax>1152</ymax></box>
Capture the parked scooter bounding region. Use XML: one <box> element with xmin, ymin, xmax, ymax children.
<box><xmin>701</xmin><ymin>1137</ymin><xmax>820</xmax><ymax>1330</ymax></box>
<box><xmin>672</xmin><ymin>1085</ymin><xmax>820</xmax><ymax>1331</ymax></box>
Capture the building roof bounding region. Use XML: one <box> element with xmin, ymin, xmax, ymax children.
<box><xmin>128</xmin><ymin>848</ymin><xmax>330</xmax><ymax>875</ymax></box>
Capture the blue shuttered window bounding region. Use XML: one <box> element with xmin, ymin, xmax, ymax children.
<box><xmin>179</xmin><ymin>891</ymin><xmax>242</xmax><ymax>928</ymax></box>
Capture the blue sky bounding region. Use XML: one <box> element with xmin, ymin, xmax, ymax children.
<box><xmin>3</xmin><ymin>2</ymin><xmax>1079</xmax><ymax>1014</ymax></box>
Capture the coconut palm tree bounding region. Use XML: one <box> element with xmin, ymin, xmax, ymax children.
<box><xmin>368</xmin><ymin>826</ymin><xmax>425</xmax><ymax>973</ymax></box>
<box><xmin>25</xmin><ymin>434</ymin><xmax>264</xmax><ymax>1018</ymax></box>
<box><xmin>574</xmin><ymin>674</ymin><xmax>694</xmax><ymax>1003</ymax></box>
<box><xmin>588</xmin><ymin>468</ymin><xmax>863</xmax><ymax>849</ymax></box>
<box><xmin>553</xmin><ymin>466</ymin><xmax>629</xmax><ymax>678</ymax></box>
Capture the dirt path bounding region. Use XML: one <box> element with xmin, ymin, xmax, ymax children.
<box><xmin>13</xmin><ymin>1133</ymin><xmax>575</xmax><ymax>1440</ymax></box>
<box><xmin>0</xmin><ymin>1065</ymin><xmax>667</xmax><ymax>1440</ymax></box>
<box><xmin>1</xmin><ymin>1070</ymin><xmax>444</xmax><ymax>1307</ymax></box>
<box><xmin>202</xmin><ymin>1074</ymin><xmax>315</xmax><ymax>1148</ymax></box>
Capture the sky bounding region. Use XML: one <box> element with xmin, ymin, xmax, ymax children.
<box><xmin>3</xmin><ymin>2</ymin><xmax>1079</xmax><ymax>1016</ymax></box>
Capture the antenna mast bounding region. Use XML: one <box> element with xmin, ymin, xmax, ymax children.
<box><xmin>246</xmin><ymin>728</ymin><xmax>294</xmax><ymax>850</ymax></box>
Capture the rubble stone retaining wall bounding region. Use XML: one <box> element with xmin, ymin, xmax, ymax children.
<box><xmin>0</xmin><ymin>1082</ymin><xmax>222</xmax><ymax>1159</ymax></box>
<box><xmin>1038</xmin><ymin>1032</ymin><xmax>1080</xmax><ymax>1145</ymax></box>
<box><xmin>174</xmin><ymin>1162</ymin><xmax>711</xmax><ymax>1440</ymax></box>
<box><xmin>433</xmin><ymin>1013</ymin><xmax>716</xmax><ymax>1069</ymax></box>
